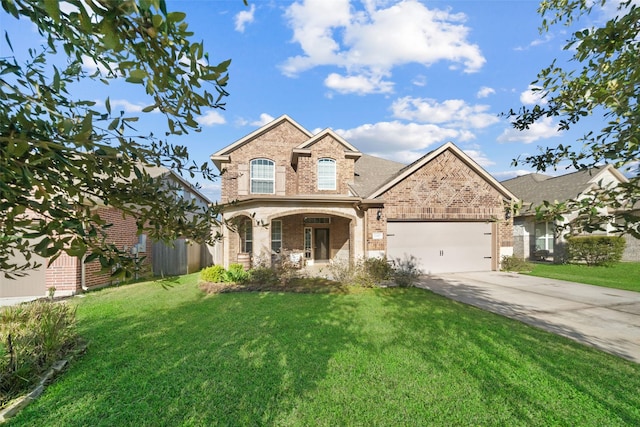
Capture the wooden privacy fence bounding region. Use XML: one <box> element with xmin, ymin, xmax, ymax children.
<box><xmin>153</xmin><ymin>239</ymin><xmax>212</xmax><ymax>277</ymax></box>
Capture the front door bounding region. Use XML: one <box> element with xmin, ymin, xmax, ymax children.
<box><xmin>314</xmin><ymin>228</ymin><xmax>330</xmax><ymax>261</ymax></box>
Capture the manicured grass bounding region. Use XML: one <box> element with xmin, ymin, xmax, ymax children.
<box><xmin>7</xmin><ymin>274</ymin><xmax>640</xmax><ymax>425</ymax></box>
<box><xmin>527</xmin><ymin>262</ymin><xmax>640</xmax><ymax>292</ymax></box>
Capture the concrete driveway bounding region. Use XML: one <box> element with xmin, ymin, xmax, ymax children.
<box><xmin>417</xmin><ymin>271</ymin><xmax>640</xmax><ymax>363</ymax></box>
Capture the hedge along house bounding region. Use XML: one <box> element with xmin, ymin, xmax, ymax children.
<box><xmin>501</xmin><ymin>165</ymin><xmax>639</xmax><ymax>262</ymax></box>
<box><xmin>211</xmin><ymin>115</ymin><xmax>516</xmax><ymax>275</ymax></box>
<box><xmin>1</xmin><ymin>166</ymin><xmax>214</xmax><ymax>299</ymax></box>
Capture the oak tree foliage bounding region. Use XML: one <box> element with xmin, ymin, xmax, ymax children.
<box><xmin>1</xmin><ymin>0</ymin><xmax>230</xmax><ymax>278</ymax></box>
<box><xmin>506</xmin><ymin>0</ymin><xmax>639</xmax><ymax>239</ymax></box>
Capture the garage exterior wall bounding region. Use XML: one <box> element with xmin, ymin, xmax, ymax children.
<box><xmin>370</xmin><ymin>150</ymin><xmax>513</xmax><ymax>265</ymax></box>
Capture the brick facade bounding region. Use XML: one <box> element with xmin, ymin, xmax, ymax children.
<box><xmin>367</xmin><ymin>150</ymin><xmax>513</xmax><ymax>257</ymax></box>
<box><xmin>220</xmin><ymin>121</ymin><xmax>310</xmax><ymax>203</ymax></box>
<box><xmin>45</xmin><ymin>206</ymin><xmax>153</xmax><ymax>294</ymax></box>
<box><xmin>215</xmin><ymin>115</ymin><xmax>515</xmax><ymax>271</ymax></box>
<box><xmin>296</xmin><ymin>135</ymin><xmax>355</xmax><ymax>195</ymax></box>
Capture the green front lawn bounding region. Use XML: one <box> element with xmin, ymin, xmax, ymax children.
<box><xmin>7</xmin><ymin>274</ymin><xmax>640</xmax><ymax>426</ymax></box>
<box><xmin>527</xmin><ymin>262</ymin><xmax>640</xmax><ymax>292</ymax></box>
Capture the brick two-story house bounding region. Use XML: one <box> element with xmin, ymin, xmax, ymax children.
<box><xmin>1</xmin><ymin>166</ymin><xmax>213</xmax><ymax>299</ymax></box>
<box><xmin>212</xmin><ymin>115</ymin><xmax>516</xmax><ymax>275</ymax></box>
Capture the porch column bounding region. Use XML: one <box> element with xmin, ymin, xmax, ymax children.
<box><xmin>252</xmin><ymin>221</ymin><xmax>271</xmax><ymax>266</ymax></box>
<box><xmin>221</xmin><ymin>220</ymin><xmax>231</xmax><ymax>269</ymax></box>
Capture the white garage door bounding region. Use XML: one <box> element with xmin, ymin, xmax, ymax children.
<box><xmin>387</xmin><ymin>222</ymin><xmax>492</xmax><ymax>274</ymax></box>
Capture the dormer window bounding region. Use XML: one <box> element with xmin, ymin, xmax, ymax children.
<box><xmin>318</xmin><ymin>158</ymin><xmax>336</xmax><ymax>190</ymax></box>
<box><xmin>250</xmin><ymin>158</ymin><xmax>275</xmax><ymax>194</ymax></box>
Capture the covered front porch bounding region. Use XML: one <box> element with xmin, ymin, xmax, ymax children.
<box><xmin>221</xmin><ymin>202</ymin><xmax>366</xmax><ymax>270</ymax></box>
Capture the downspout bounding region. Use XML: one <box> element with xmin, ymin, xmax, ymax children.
<box><xmin>363</xmin><ymin>208</ymin><xmax>368</xmax><ymax>260</ymax></box>
<box><xmin>81</xmin><ymin>254</ymin><xmax>88</xmax><ymax>292</ymax></box>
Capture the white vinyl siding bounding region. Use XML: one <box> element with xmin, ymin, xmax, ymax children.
<box><xmin>317</xmin><ymin>158</ymin><xmax>336</xmax><ymax>190</ymax></box>
<box><xmin>250</xmin><ymin>159</ymin><xmax>275</xmax><ymax>194</ymax></box>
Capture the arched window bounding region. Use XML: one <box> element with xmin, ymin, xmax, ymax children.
<box><xmin>317</xmin><ymin>158</ymin><xmax>336</xmax><ymax>190</ymax></box>
<box><xmin>250</xmin><ymin>158</ymin><xmax>275</xmax><ymax>194</ymax></box>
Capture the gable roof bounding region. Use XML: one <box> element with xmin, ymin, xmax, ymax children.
<box><xmin>366</xmin><ymin>142</ymin><xmax>517</xmax><ymax>200</ymax></box>
<box><xmin>501</xmin><ymin>165</ymin><xmax>627</xmax><ymax>211</ymax></box>
<box><xmin>290</xmin><ymin>128</ymin><xmax>362</xmax><ymax>168</ymax></box>
<box><xmin>145</xmin><ymin>166</ymin><xmax>211</xmax><ymax>204</ymax></box>
<box><xmin>295</xmin><ymin>128</ymin><xmax>360</xmax><ymax>152</ymax></box>
<box><xmin>350</xmin><ymin>154</ymin><xmax>406</xmax><ymax>197</ymax></box>
<box><xmin>210</xmin><ymin>114</ymin><xmax>312</xmax><ymax>169</ymax></box>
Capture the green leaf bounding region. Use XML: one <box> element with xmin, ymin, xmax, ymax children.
<box><xmin>106</xmin><ymin>97</ymin><xmax>111</xmax><ymax>115</ymax></box>
<box><xmin>152</xmin><ymin>14</ymin><xmax>164</xmax><ymax>28</ymax></box>
<box><xmin>4</xmin><ymin>30</ymin><xmax>13</xmax><ymax>52</ymax></box>
<box><xmin>108</xmin><ymin>117</ymin><xmax>120</xmax><ymax>130</ymax></box>
<box><xmin>44</xmin><ymin>0</ymin><xmax>61</xmax><ymax>23</ymax></box>
<box><xmin>167</xmin><ymin>11</ymin><xmax>186</xmax><ymax>23</ymax></box>
<box><xmin>13</xmin><ymin>140</ymin><xmax>30</xmax><ymax>157</ymax></box>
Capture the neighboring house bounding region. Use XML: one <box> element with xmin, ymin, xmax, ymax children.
<box><xmin>501</xmin><ymin>165</ymin><xmax>639</xmax><ymax>262</ymax></box>
<box><xmin>0</xmin><ymin>166</ymin><xmax>214</xmax><ymax>299</ymax></box>
<box><xmin>211</xmin><ymin>115</ymin><xmax>516</xmax><ymax>275</ymax></box>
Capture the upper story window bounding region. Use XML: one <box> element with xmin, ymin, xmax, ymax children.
<box><xmin>317</xmin><ymin>158</ymin><xmax>336</xmax><ymax>190</ymax></box>
<box><xmin>250</xmin><ymin>158</ymin><xmax>275</xmax><ymax>194</ymax></box>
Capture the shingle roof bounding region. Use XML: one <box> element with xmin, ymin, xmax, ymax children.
<box><xmin>350</xmin><ymin>154</ymin><xmax>406</xmax><ymax>197</ymax></box>
<box><xmin>501</xmin><ymin>166</ymin><xmax>610</xmax><ymax>212</ymax></box>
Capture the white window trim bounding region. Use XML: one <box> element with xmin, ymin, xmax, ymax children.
<box><xmin>535</xmin><ymin>221</ymin><xmax>554</xmax><ymax>251</ymax></box>
<box><xmin>250</xmin><ymin>158</ymin><xmax>275</xmax><ymax>194</ymax></box>
<box><xmin>271</xmin><ymin>220</ymin><xmax>282</xmax><ymax>254</ymax></box>
<box><xmin>317</xmin><ymin>158</ymin><xmax>336</xmax><ymax>191</ymax></box>
<box><xmin>304</xmin><ymin>227</ymin><xmax>312</xmax><ymax>259</ymax></box>
<box><xmin>241</xmin><ymin>219</ymin><xmax>253</xmax><ymax>253</ymax></box>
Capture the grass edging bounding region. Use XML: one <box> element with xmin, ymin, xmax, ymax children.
<box><xmin>0</xmin><ymin>342</ymin><xmax>86</xmax><ymax>424</ymax></box>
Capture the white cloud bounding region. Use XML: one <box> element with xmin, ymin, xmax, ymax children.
<box><xmin>476</xmin><ymin>86</ymin><xmax>495</xmax><ymax>98</ymax></box>
<box><xmin>391</xmin><ymin>96</ymin><xmax>500</xmax><ymax>129</ymax></box>
<box><xmin>412</xmin><ymin>75</ymin><xmax>427</xmax><ymax>87</ymax></box>
<box><xmin>94</xmin><ymin>99</ymin><xmax>153</xmax><ymax>114</ymax></box>
<box><xmin>461</xmin><ymin>145</ymin><xmax>495</xmax><ymax>168</ymax></box>
<box><xmin>251</xmin><ymin>113</ymin><xmax>275</xmax><ymax>126</ymax></box>
<box><xmin>82</xmin><ymin>55</ymin><xmax>112</xmax><ymax>75</ymax></box>
<box><xmin>235</xmin><ymin>4</ymin><xmax>256</xmax><ymax>33</ymax></box>
<box><xmin>520</xmin><ymin>85</ymin><xmax>548</xmax><ymax>105</ymax></box>
<box><xmin>197</xmin><ymin>110</ymin><xmax>226</xmax><ymax>126</ymax></box>
<box><xmin>514</xmin><ymin>33</ymin><xmax>554</xmax><ymax>51</ymax></box>
<box><xmin>335</xmin><ymin>120</ymin><xmax>469</xmax><ymax>162</ymax></box>
<box><xmin>492</xmin><ymin>169</ymin><xmax>537</xmax><ymax>181</ymax></box>
<box><xmin>497</xmin><ymin>116</ymin><xmax>563</xmax><ymax>143</ymax></box>
<box><xmin>197</xmin><ymin>180</ymin><xmax>222</xmax><ymax>202</ymax></box>
<box><xmin>282</xmin><ymin>0</ymin><xmax>485</xmax><ymax>94</ymax></box>
<box><xmin>325</xmin><ymin>72</ymin><xmax>394</xmax><ymax>95</ymax></box>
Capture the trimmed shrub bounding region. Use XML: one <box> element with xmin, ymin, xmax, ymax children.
<box><xmin>200</xmin><ymin>265</ymin><xmax>226</xmax><ymax>283</ymax></box>
<box><xmin>326</xmin><ymin>258</ymin><xmax>355</xmax><ymax>284</ymax></box>
<box><xmin>392</xmin><ymin>255</ymin><xmax>422</xmax><ymax>287</ymax></box>
<box><xmin>224</xmin><ymin>263</ymin><xmax>250</xmax><ymax>283</ymax></box>
<box><xmin>501</xmin><ymin>255</ymin><xmax>534</xmax><ymax>272</ymax></box>
<box><xmin>248</xmin><ymin>267</ymin><xmax>279</xmax><ymax>286</ymax></box>
<box><xmin>566</xmin><ymin>235</ymin><xmax>626</xmax><ymax>266</ymax></box>
<box><xmin>1</xmin><ymin>300</ymin><xmax>78</xmax><ymax>406</ymax></box>
<box><xmin>363</xmin><ymin>257</ymin><xmax>394</xmax><ymax>282</ymax></box>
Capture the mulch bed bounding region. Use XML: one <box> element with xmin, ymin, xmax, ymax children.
<box><xmin>199</xmin><ymin>279</ymin><xmax>351</xmax><ymax>295</ymax></box>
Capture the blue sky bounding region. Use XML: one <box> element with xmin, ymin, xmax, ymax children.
<box><xmin>2</xmin><ymin>0</ymin><xmax>627</xmax><ymax>201</ymax></box>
